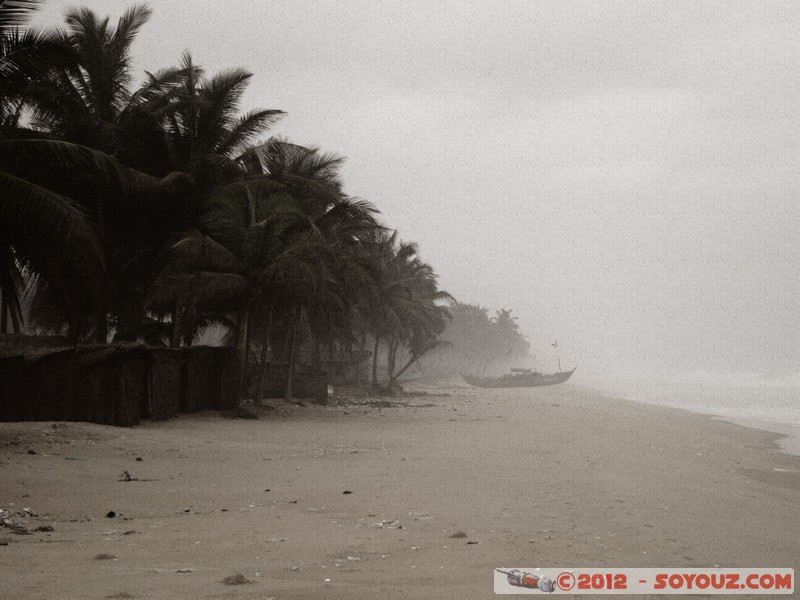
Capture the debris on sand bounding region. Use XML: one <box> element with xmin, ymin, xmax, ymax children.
<box><xmin>371</xmin><ymin>519</ymin><xmax>402</xmax><ymax>529</ymax></box>
<box><xmin>221</xmin><ymin>573</ymin><xmax>253</xmax><ymax>585</ymax></box>
<box><xmin>118</xmin><ymin>470</ymin><xmax>156</xmax><ymax>482</ymax></box>
<box><xmin>0</xmin><ymin>507</ymin><xmax>50</xmax><ymax>535</ymax></box>
<box><xmin>449</xmin><ymin>531</ymin><xmax>468</xmax><ymax>538</ymax></box>
<box><xmin>409</xmin><ymin>512</ymin><xmax>433</xmax><ymax>521</ymax></box>
<box><xmin>152</xmin><ymin>567</ymin><xmax>196</xmax><ymax>574</ymax></box>
<box><xmin>94</xmin><ymin>553</ymin><xmax>117</xmax><ymax>560</ymax></box>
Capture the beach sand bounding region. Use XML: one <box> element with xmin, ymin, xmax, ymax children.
<box><xmin>1</xmin><ymin>383</ymin><xmax>799</xmax><ymax>599</ymax></box>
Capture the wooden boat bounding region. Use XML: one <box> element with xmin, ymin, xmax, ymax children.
<box><xmin>462</xmin><ymin>367</ymin><xmax>576</xmax><ymax>388</ymax></box>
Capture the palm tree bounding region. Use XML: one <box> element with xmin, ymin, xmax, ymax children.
<box><xmin>0</xmin><ymin>2</ymin><xmax>75</xmax><ymax>131</ymax></box>
<box><xmin>28</xmin><ymin>5</ymin><xmax>152</xmax><ymax>152</ymax></box>
<box><xmin>150</xmin><ymin>178</ymin><xmax>325</xmax><ymax>398</ymax></box>
<box><xmin>419</xmin><ymin>303</ymin><xmax>531</xmax><ymax>376</ymax></box>
<box><xmin>362</xmin><ymin>231</ymin><xmax>452</xmax><ymax>389</ymax></box>
<box><xmin>0</xmin><ymin>0</ymin><xmax>84</xmax><ymax>333</ymax></box>
<box><xmin>0</xmin><ymin>138</ymin><xmax>150</xmax><ymax>336</ymax></box>
<box><xmin>246</xmin><ymin>139</ymin><xmax>379</xmax><ymax>399</ymax></box>
<box><xmin>123</xmin><ymin>54</ymin><xmax>287</xmax><ymax>347</ymax></box>
<box><xmin>154</xmin><ymin>52</ymin><xmax>285</xmax><ymax>183</ymax></box>
<box><xmin>16</xmin><ymin>4</ymin><xmax>153</xmax><ymax>341</ymax></box>
<box><xmin>21</xmin><ymin>7</ymin><xmax>227</xmax><ymax>342</ymax></box>
<box><xmin>151</xmin><ymin>136</ymin><xmax>381</xmax><ymax>402</ymax></box>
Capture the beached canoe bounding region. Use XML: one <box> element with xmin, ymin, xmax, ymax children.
<box><xmin>462</xmin><ymin>367</ymin><xmax>576</xmax><ymax>388</ymax></box>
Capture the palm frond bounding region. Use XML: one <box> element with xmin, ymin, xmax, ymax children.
<box><xmin>110</xmin><ymin>4</ymin><xmax>152</xmax><ymax>57</ymax></box>
<box><xmin>0</xmin><ymin>138</ymin><xmax>128</xmax><ymax>186</ymax></box>
<box><xmin>60</xmin><ymin>5</ymin><xmax>150</xmax><ymax>121</ymax></box>
<box><xmin>150</xmin><ymin>271</ymin><xmax>248</xmax><ymax>311</ymax></box>
<box><xmin>124</xmin><ymin>66</ymin><xmax>184</xmax><ymax>110</ymax></box>
<box><xmin>0</xmin><ymin>169</ymin><xmax>101</xmax><ymax>257</ymax></box>
<box><xmin>0</xmin><ymin>26</ymin><xmax>74</xmax><ymax>84</ymax></box>
<box><xmin>177</xmin><ymin>50</ymin><xmax>203</xmax><ymax>94</ymax></box>
<box><xmin>0</xmin><ymin>0</ymin><xmax>43</xmax><ymax>29</ymax></box>
<box><xmin>313</xmin><ymin>197</ymin><xmax>380</xmax><ymax>238</ymax></box>
<box><xmin>218</xmin><ymin>108</ymin><xmax>285</xmax><ymax>158</ymax></box>
<box><xmin>167</xmin><ymin>231</ymin><xmax>244</xmax><ymax>276</ymax></box>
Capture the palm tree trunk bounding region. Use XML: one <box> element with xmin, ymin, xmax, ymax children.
<box><xmin>234</xmin><ymin>301</ymin><xmax>251</xmax><ymax>399</ymax></box>
<box><xmin>389</xmin><ymin>353</ymin><xmax>419</xmax><ymax>388</ymax></box>
<box><xmin>327</xmin><ymin>340</ymin><xmax>336</xmax><ymax>383</ymax></box>
<box><xmin>389</xmin><ymin>341</ymin><xmax>437</xmax><ymax>388</ymax></box>
<box><xmin>284</xmin><ymin>305</ymin><xmax>302</xmax><ymax>402</ymax></box>
<box><xmin>255</xmin><ymin>306</ymin><xmax>274</xmax><ymax>403</ymax></box>
<box><xmin>9</xmin><ymin>301</ymin><xmax>20</xmax><ymax>333</ymax></box>
<box><xmin>95</xmin><ymin>187</ymin><xmax>109</xmax><ymax>344</ymax></box>
<box><xmin>387</xmin><ymin>339</ymin><xmax>398</xmax><ymax>380</ymax></box>
<box><xmin>357</xmin><ymin>332</ymin><xmax>367</xmax><ymax>386</ymax></box>
<box><xmin>371</xmin><ymin>335</ymin><xmax>380</xmax><ymax>385</ymax></box>
<box><xmin>312</xmin><ymin>337</ymin><xmax>321</xmax><ymax>371</ymax></box>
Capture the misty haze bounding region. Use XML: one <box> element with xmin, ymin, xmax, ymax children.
<box><xmin>1</xmin><ymin>1</ymin><xmax>798</xmax><ymax>598</ymax></box>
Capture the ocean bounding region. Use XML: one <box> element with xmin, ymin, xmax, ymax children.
<box><xmin>586</xmin><ymin>373</ymin><xmax>800</xmax><ymax>456</ymax></box>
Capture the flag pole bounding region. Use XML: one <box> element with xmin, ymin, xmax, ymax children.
<box><xmin>552</xmin><ymin>340</ymin><xmax>561</xmax><ymax>372</ymax></box>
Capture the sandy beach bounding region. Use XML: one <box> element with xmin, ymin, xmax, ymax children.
<box><xmin>2</xmin><ymin>383</ymin><xmax>799</xmax><ymax>599</ymax></box>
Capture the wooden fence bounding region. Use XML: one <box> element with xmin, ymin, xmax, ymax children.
<box><xmin>0</xmin><ymin>344</ymin><xmax>238</xmax><ymax>427</ymax></box>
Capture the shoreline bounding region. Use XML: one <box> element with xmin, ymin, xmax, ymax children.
<box><xmin>2</xmin><ymin>383</ymin><xmax>799</xmax><ymax>599</ymax></box>
<box><xmin>574</xmin><ymin>379</ymin><xmax>800</xmax><ymax>459</ymax></box>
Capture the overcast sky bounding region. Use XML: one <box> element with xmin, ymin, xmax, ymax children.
<box><xmin>32</xmin><ymin>1</ymin><xmax>800</xmax><ymax>381</ymax></box>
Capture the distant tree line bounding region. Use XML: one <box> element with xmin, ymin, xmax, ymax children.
<box><xmin>419</xmin><ymin>303</ymin><xmax>531</xmax><ymax>378</ymax></box>
<box><xmin>0</xmin><ymin>1</ymin><xmax>452</xmax><ymax>399</ymax></box>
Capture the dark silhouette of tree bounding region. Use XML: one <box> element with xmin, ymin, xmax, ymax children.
<box><xmin>361</xmin><ymin>231</ymin><xmax>452</xmax><ymax>389</ymax></box>
<box><xmin>1</xmin><ymin>2</ymin><xmax>458</xmax><ymax>406</ymax></box>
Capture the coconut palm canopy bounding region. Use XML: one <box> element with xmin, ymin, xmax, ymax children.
<box><xmin>0</xmin><ymin>1</ymin><xmax>460</xmax><ymax>399</ymax></box>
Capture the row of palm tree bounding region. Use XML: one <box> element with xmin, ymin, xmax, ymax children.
<box><xmin>419</xmin><ymin>303</ymin><xmax>530</xmax><ymax>377</ymax></box>
<box><xmin>0</xmin><ymin>1</ymin><xmax>452</xmax><ymax>399</ymax></box>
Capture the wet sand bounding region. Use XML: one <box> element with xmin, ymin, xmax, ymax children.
<box><xmin>1</xmin><ymin>383</ymin><xmax>799</xmax><ymax>599</ymax></box>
